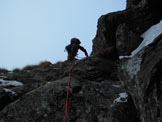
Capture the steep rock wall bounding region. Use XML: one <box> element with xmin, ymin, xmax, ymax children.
<box><xmin>119</xmin><ymin>34</ymin><xmax>162</xmax><ymax>122</ymax></box>
<box><xmin>91</xmin><ymin>0</ymin><xmax>162</xmax><ymax>58</ymax></box>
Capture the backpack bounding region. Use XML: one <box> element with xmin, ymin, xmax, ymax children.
<box><xmin>65</xmin><ymin>44</ymin><xmax>71</xmax><ymax>53</ymax></box>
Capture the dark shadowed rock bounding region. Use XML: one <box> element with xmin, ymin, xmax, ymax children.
<box><xmin>116</xmin><ymin>23</ymin><xmax>143</xmax><ymax>56</ymax></box>
<box><xmin>0</xmin><ymin>86</ymin><xmax>23</xmax><ymax>111</ymax></box>
<box><xmin>118</xmin><ymin>34</ymin><xmax>162</xmax><ymax>122</ymax></box>
<box><xmin>0</xmin><ymin>57</ymin><xmax>119</xmax><ymax>112</ymax></box>
<box><xmin>0</xmin><ymin>77</ymin><xmax>125</xmax><ymax>122</ymax></box>
<box><xmin>126</xmin><ymin>0</ymin><xmax>142</xmax><ymax>9</ymax></box>
<box><xmin>0</xmin><ymin>55</ymin><xmax>141</xmax><ymax>122</ymax></box>
<box><xmin>0</xmin><ymin>87</ymin><xmax>11</xmax><ymax>110</ymax></box>
<box><xmin>72</xmin><ymin>57</ymin><xmax>117</xmax><ymax>80</ymax></box>
<box><xmin>0</xmin><ymin>76</ymin><xmax>140</xmax><ymax>122</ymax></box>
<box><xmin>91</xmin><ymin>0</ymin><xmax>162</xmax><ymax>60</ymax></box>
<box><xmin>111</xmin><ymin>94</ymin><xmax>140</xmax><ymax>122</ymax></box>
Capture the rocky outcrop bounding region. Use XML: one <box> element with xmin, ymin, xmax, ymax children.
<box><xmin>0</xmin><ymin>57</ymin><xmax>141</xmax><ymax>122</ymax></box>
<box><xmin>0</xmin><ymin>77</ymin><xmax>123</xmax><ymax>122</ymax></box>
<box><xmin>1</xmin><ymin>57</ymin><xmax>118</xmax><ymax>112</ymax></box>
<box><xmin>119</xmin><ymin>34</ymin><xmax>162</xmax><ymax>122</ymax></box>
<box><xmin>91</xmin><ymin>0</ymin><xmax>162</xmax><ymax>58</ymax></box>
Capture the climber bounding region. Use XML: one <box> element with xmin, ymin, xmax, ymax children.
<box><xmin>65</xmin><ymin>38</ymin><xmax>88</xmax><ymax>61</ymax></box>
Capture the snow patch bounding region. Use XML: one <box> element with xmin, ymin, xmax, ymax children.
<box><xmin>119</xmin><ymin>56</ymin><xmax>129</xmax><ymax>59</ymax></box>
<box><xmin>120</xmin><ymin>20</ymin><xmax>162</xmax><ymax>59</ymax></box>
<box><xmin>114</xmin><ymin>92</ymin><xmax>128</xmax><ymax>103</ymax></box>
<box><xmin>0</xmin><ymin>79</ymin><xmax>23</xmax><ymax>87</ymax></box>
<box><xmin>112</xmin><ymin>92</ymin><xmax>128</xmax><ymax>105</ymax></box>
<box><xmin>120</xmin><ymin>20</ymin><xmax>162</xmax><ymax>80</ymax></box>
<box><xmin>122</xmin><ymin>51</ymin><xmax>143</xmax><ymax>79</ymax></box>
<box><xmin>3</xmin><ymin>88</ymin><xmax>17</xmax><ymax>95</ymax></box>
<box><xmin>131</xmin><ymin>20</ymin><xmax>162</xmax><ymax>57</ymax></box>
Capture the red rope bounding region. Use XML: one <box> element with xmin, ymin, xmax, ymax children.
<box><xmin>63</xmin><ymin>60</ymin><xmax>75</xmax><ymax>122</ymax></box>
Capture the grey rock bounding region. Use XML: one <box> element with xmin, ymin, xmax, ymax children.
<box><xmin>0</xmin><ymin>86</ymin><xmax>23</xmax><ymax>111</ymax></box>
<box><xmin>116</xmin><ymin>23</ymin><xmax>143</xmax><ymax>56</ymax></box>
<box><xmin>0</xmin><ymin>55</ymin><xmax>140</xmax><ymax>122</ymax></box>
<box><xmin>126</xmin><ymin>0</ymin><xmax>142</xmax><ymax>9</ymax></box>
<box><xmin>0</xmin><ymin>77</ymin><xmax>125</xmax><ymax>122</ymax></box>
<box><xmin>118</xmin><ymin>34</ymin><xmax>162</xmax><ymax>122</ymax></box>
<box><xmin>91</xmin><ymin>0</ymin><xmax>162</xmax><ymax>60</ymax></box>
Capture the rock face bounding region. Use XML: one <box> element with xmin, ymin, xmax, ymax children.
<box><xmin>0</xmin><ymin>77</ymin><xmax>123</xmax><ymax>122</ymax></box>
<box><xmin>91</xmin><ymin>0</ymin><xmax>162</xmax><ymax>58</ymax></box>
<box><xmin>0</xmin><ymin>0</ymin><xmax>162</xmax><ymax>122</ymax></box>
<box><xmin>116</xmin><ymin>23</ymin><xmax>143</xmax><ymax>56</ymax></box>
<box><xmin>118</xmin><ymin>34</ymin><xmax>162</xmax><ymax>122</ymax></box>
<box><xmin>126</xmin><ymin>0</ymin><xmax>142</xmax><ymax>9</ymax></box>
<box><xmin>0</xmin><ymin>57</ymin><xmax>140</xmax><ymax>122</ymax></box>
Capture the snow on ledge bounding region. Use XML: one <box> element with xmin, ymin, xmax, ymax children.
<box><xmin>114</xmin><ymin>92</ymin><xmax>128</xmax><ymax>103</ymax></box>
<box><xmin>3</xmin><ymin>88</ymin><xmax>17</xmax><ymax>96</ymax></box>
<box><xmin>0</xmin><ymin>79</ymin><xmax>23</xmax><ymax>87</ymax></box>
<box><xmin>120</xmin><ymin>20</ymin><xmax>162</xmax><ymax>59</ymax></box>
<box><xmin>110</xmin><ymin>92</ymin><xmax>128</xmax><ymax>108</ymax></box>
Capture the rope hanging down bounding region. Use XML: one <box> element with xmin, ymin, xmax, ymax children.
<box><xmin>63</xmin><ymin>60</ymin><xmax>75</xmax><ymax>122</ymax></box>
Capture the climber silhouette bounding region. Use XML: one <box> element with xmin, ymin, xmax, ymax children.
<box><xmin>65</xmin><ymin>38</ymin><xmax>88</xmax><ymax>61</ymax></box>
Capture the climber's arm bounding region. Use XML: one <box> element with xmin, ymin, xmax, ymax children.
<box><xmin>79</xmin><ymin>46</ymin><xmax>88</xmax><ymax>57</ymax></box>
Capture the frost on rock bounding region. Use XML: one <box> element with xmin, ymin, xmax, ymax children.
<box><xmin>111</xmin><ymin>92</ymin><xmax>128</xmax><ymax>107</ymax></box>
<box><xmin>120</xmin><ymin>20</ymin><xmax>162</xmax><ymax>59</ymax></box>
<box><xmin>119</xmin><ymin>55</ymin><xmax>130</xmax><ymax>59</ymax></box>
<box><xmin>3</xmin><ymin>88</ymin><xmax>17</xmax><ymax>96</ymax></box>
<box><xmin>114</xmin><ymin>92</ymin><xmax>128</xmax><ymax>103</ymax></box>
<box><xmin>121</xmin><ymin>51</ymin><xmax>143</xmax><ymax>79</ymax></box>
<box><xmin>0</xmin><ymin>79</ymin><xmax>23</xmax><ymax>87</ymax></box>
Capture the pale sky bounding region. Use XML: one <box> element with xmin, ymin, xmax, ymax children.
<box><xmin>0</xmin><ymin>0</ymin><xmax>126</xmax><ymax>70</ymax></box>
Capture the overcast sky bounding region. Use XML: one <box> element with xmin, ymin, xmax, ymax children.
<box><xmin>0</xmin><ymin>0</ymin><xmax>126</xmax><ymax>70</ymax></box>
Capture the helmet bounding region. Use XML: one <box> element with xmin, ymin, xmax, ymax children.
<box><xmin>70</xmin><ymin>38</ymin><xmax>81</xmax><ymax>45</ymax></box>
